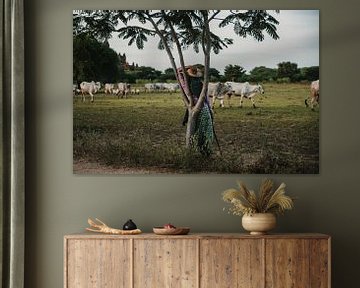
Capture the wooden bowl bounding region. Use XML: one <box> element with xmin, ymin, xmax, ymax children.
<box><xmin>153</xmin><ymin>227</ymin><xmax>190</xmax><ymax>235</ymax></box>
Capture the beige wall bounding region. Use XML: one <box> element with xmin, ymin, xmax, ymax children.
<box><xmin>25</xmin><ymin>0</ymin><xmax>360</xmax><ymax>287</ymax></box>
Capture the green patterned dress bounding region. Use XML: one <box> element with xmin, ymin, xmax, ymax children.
<box><xmin>189</xmin><ymin>77</ymin><xmax>214</xmax><ymax>156</ymax></box>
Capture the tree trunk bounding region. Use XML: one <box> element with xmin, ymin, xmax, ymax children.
<box><xmin>185</xmin><ymin>108</ymin><xmax>196</xmax><ymax>148</ymax></box>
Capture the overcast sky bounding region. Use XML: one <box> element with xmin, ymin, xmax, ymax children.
<box><xmin>107</xmin><ymin>10</ymin><xmax>319</xmax><ymax>74</ymax></box>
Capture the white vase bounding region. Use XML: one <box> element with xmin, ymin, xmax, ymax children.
<box><xmin>242</xmin><ymin>213</ymin><xmax>276</xmax><ymax>235</ymax></box>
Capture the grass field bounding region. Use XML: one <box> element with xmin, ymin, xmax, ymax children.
<box><xmin>73</xmin><ymin>83</ymin><xmax>319</xmax><ymax>174</ymax></box>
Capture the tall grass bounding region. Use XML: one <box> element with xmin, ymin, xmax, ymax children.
<box><xmin>73</xmin><ymin>83</ymin><xmax>319</xmax><ymax>173</ymax></box>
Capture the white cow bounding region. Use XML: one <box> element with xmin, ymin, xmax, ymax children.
<box><xmin>305</xmin><ymin>80</ymin><xmax>319</xmax><ymax>110</ymax></box>
<box><xmin>116</xmin><ymin>83</ymin><xmax>130</xmax><ymax>98</ymax></box>
<box><xmin>208</xmin><ymin>82</ymin><xmax>232</xmax><ymax>108</ymax></box>
<box><xmin>163</xmin><ymin>83</ymin><xmax>179</xmax><ymax>94</ymax></box>
<box><xmin>104</xmin><ymin>83</ymin><xmax>114</xmax><ymax>94</ymax></box>
<box><xmin>80</xmin><ymin>81</ymin><xmax>101</xmax><ymax>102</ymax></box>
<box><xmin>144</xmin><ymin>83</ymin><xmax>156</xmax><ymax>93</ymax></box>
<box><xmin>154</xmin><ymin>83</ymin><xmax>166</xmax><ymax>92</ymax></box>
<box><xmin>130</xmin><ymin>88</ymin><xmax>140</xmax><ymax>95</ymax></box>
<box><xmin>226</xmin><ymin>81</ymin><xmax>264</xmax><ymax>108</ymax></box>
<box><xmin>72</xmin><ymin>84</ymin><xmax>82</xmax><ymax>101</ymax></box>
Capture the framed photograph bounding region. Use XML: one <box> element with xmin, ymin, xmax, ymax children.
<box><xmin>73</xmin><ymin>10</ymin><xmax>319</xmax><ymax>175</ymax></box>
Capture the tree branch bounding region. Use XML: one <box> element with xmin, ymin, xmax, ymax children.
<box><xmin>116</xmin><ymin>25</ymin><xmax>156</xmax><ymax>34</ymax></box>
<box><xmin>208</xmin><ymin>10</ymin><xmax>221</xmax><ymax>22</ymax></box>
<box><xmin>145</xmin><ymin>12</ymin><xmax>189</xmax><ymax>106</ymax></box>
<box><xmin>161</xmin><ymin>11</ymin><xmax>192</xmax><ymax>107</ymax></box>
<box><xmin>194</xmin><ymin>12</ymin><xmax>211</xmax><ymax>114</ymax></box>
<box><xmin>144</xmin><ymin>12</ymin><xmax>189</xmax><ymax>106</ymax></box>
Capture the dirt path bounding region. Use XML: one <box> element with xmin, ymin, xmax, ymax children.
<box><xmin>73</xmin><ymin>160</ymin><xmax>175</xmax><ymax>175</ymax></box>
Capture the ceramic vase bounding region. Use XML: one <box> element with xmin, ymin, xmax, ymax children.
<box><xmin>242</xmin><ymin>213</ymin><xmax>276</xmax><ymax>235</ymax></box>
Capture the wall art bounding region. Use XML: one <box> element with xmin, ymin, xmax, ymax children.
<box><xmin>73</xmin><ymin>10</ymin><xmax>319</xmax><ymax>174</ymax></box>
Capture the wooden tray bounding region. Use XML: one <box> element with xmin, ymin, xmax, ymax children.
<box><xmin>153</xmin><ymin>227</ymin><xmax>190</xmax><ymax>235</ymax></box>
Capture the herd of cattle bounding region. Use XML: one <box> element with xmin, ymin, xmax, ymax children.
<box><xmin>73</xmin><ymin>81</ymin><xmax>180</xmax><ymax>102</ymax></box>
<box><xmin>74</xmin><ymin>80</ymin><xmax>319</xmax><ymax>109</ymax></box>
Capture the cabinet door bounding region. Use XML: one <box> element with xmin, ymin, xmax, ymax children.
<box><xmin>200</xmin><ymin>239</ymin><xmax>264</xmax><ymax>288</ymax></box>
<box><xmin>133</xmin><ymin>239</ymin><xmax>198</xmax><ymax>288</ymax></box>
<box><xmin>265</xmin><ymin>239</ymin><xmax>326</xmax><ymax>288</ymax></box>
<box><xmin>65</xmin><ymin>239</ymin><xmax>131</xmax><ymax>288</ymax></box>
<box><xmin>309</xmin><ymin>239</ymin><xmax>330</xmax><ymax>288</ymax></box>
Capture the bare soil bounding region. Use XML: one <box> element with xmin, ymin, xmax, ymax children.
<box><xmin>73</xmin><ymin>159</ymin><xmax>174</xmax><ymax>175</ymax></box>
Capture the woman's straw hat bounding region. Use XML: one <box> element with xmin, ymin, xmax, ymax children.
<box><xmin>186</xmin><ymin>66</ymin><xmax>203</xmax><ymax>78</ymax></box>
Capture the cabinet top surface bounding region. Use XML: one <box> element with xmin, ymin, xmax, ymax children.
<box><xmin>64</xmin><ymin>232</ymin><xmax>330</xmax><ymax>240</ymax></box>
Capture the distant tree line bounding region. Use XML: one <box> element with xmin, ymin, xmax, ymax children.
<box><xmin>220</xmin><ymin>62</ymin><xmax>319</xmax><ymax>83</ymax></box>
<box><xmin>73</xmin><ymin>34</ymin><xmax>122</xmax><ymax>84</ymax></box>
<box><xmin>73</xmin><ymin>34</ymin><xmax>319</xmax><ymax>84</ymax></box>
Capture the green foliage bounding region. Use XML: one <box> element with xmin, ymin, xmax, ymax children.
<box><xmin>209</xmin><ymin>68</ymin><xmax>221</xmax><ymax>81</ymax></box>
<box><xmin>218</xmin><ymin>10</ymin><xmax>280</xmax><ymax>41</ymax></box>
<box><xmin>224</xmin><ymin>64</ymin><xmax>246</xmax><ymax>81</ymax></box>
<box><xmin>121</xmin><ymin>66</ymin><xmax>162</xmax><ymax>83</ymax></box>
<box><xmin>163</xmin><ymin>68</ymin><xmax>176</xmax><ymax>80</ymax></box>
<box><xmin>117</xmin><ymin>26</ymin><xmax>155</xmax><ymax>50</ymax></box>
<box><xmin>277</xmin><ymin>61</ymin><xmax>300</xmax><ymax>82</ymax></box>
<box><xmin>73</xmin><ymin>34</ymin><xmax>122</xmax><ymax>83</ymax></box>
<box><xmin>136</xmin><ymin>66</ymin><xmax>162</xmax><ymax>80</ymax></box>
<box><xmin>300</xmin><ymin>66</ymin><xmax>319</xmax><ymax>81</ymax></box>
<box><xmin>248</xmin><ymin>66</ymin><xmax>277</xmax><ymax>82</ymax></box>
<box><xmin>73</xmin><ymin>10</ymin><xmax>119</xmax><ymax>41</ymax></box>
